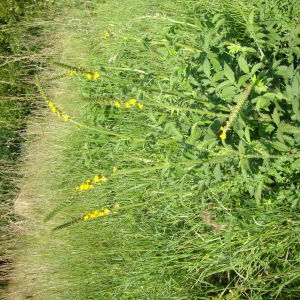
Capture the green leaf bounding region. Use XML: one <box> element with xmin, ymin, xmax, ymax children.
<box><xmin>271</xmin><ymin>108</ymin><xmax>280</xmax><ymax>126</ymax></box>
<box><xmin>238</xmin><ymin>56</ymin><xmax>250</xmax><ymax>74</ymax></box>
<box><xmin>212</xmin><ymin>13</ymin><xmax>222</xmax><ymax>23</ymax></box>
<box><xmin>248</xmin><ymin>10</ymin><xmax>254</xmax><ymax>25</ymax></box>
<box><xmin>238</xmin><ymin>74</ymin><xmax>251</xmax><ymax>87</ymax></box>
<box><xmin>254</xmin><ymin>181</ymin><xmax>263</xmax><ymax>205</ymax></box>
<box><xmin>221</xmin><ymin>86</ymin><xmax>237</xmax><ymax>100</ymax></box>
<box><xmin>203</xmin><ymin>58</ymin><xmax>211</xmax><ymax>78</ymax></box>
<box><xmin>251</xmin><ymin>63</ymin><xmax>263</xmax><ymax>75</ymax></box>
<box><xmin>215</xmin><ymin>18</ymin><xmax>225</xmax><ymax>28</ymax></box>
<box><xmin>245</xmin><ymin>126</ymin><xmax>251</xmax><ymax>143</ymax></box>
<box><xmin>224</xmin><ymin>63</ymin><xmax>235</xmax><ymax>84</ymax></box>
<box><xmin>212</xmin><ymin>71</ymin><xmax>224</xmax><ymax>83</ymax></box>
<box><xmin>188</xmin><ymin>122</ymin><xmax>201</xmax><ymax>144</ymax></box>
<box><xmin>214</xmin><ymin>163</ymin><xmax>222</xmax><ymax>182</ymax></box>
<box><xmin>165</xmin><ymin>122</ymin><xmax>183</xmax><ymax>141</ymax></box>
<box><xmin>278</xmin><ymin>124</ymin><xmax>300</xmax><ymax>133</ymax></box>
<box><xmin>238</xmin><ymin>140</ymin><xmax>245</xmax><ymax>154</ymax></box>
<box><xmin>272</xmin><ymin>141</ymin><xmax>290</xmax><ymax>152</ymax></box>
<box><xmin>209</xmin><ymin>57</ymin><xmax>222</xmax><ymax>71</ymax></box>
<box><xmin>292</xmin><ymin>159</ymin><xmax>300</xmax><ymax>169</ymax></box>
<box><xmin>216</xmin><ymin>80</ymin><xmax>232</xmax><ymax>91</ymax></box>
<box><xmin>276</xmin><ymin>128</ymin><xmax>284</xmax><ymax>143</ymax></box>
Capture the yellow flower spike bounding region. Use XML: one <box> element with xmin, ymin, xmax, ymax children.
<box><xmin>93</xmin><ymin>72</ymin><xmax>100</xmax><ymax>80</ymax></box>
<box><xmin>125</xmin><ymin>102</ymin><xmax>130</xmax><ymax>108</ymax></box>
<box><xmin>220</xmin><ymin>132</ymin><xmax>227</xmax><ymax>140</ymax></box>
<box><xmin>113</xmin><ymin>166</ymin><xmax>117</xmax><ymax>173</ymax></box>
<box><xmin>115</xmin><ymin>101</ymin><xmax>121</xmax><ymax>108</ymax></box>
<box><xmin>129</xmin><ymin>98</ymin><xmax>137</xmax><ymax>105</ymax></box>
<box><xmin>137</xmin><ymin>103</ymin><xmax>144</xmax><ymax>109</ymax></box>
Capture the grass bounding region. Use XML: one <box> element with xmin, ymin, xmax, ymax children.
<box><xmin>4</xmin><ymin>0</ymin><xmax>300</xmax><ymax>299</ymax></box>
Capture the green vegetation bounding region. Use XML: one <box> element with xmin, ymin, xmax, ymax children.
<box><xmin>3</xmin><ymin>0</ymin><xmax>300</xmax><ymax>299</ymax></box>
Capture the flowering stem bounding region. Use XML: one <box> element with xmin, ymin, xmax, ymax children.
<box><xmin>68</xmin><ymin>119</ymin><xmax>177</xmax><ymax>144</ymax></box>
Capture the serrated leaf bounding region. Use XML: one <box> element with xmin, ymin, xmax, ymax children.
<box><xmin>254</xmin><ymin>181</ymin><xmax>263</xmax><ymax>205</ymax></box>
<box><xmin>278</xmin><ymin>123</ymin><xmax>300</xmax><ymax>133</ymax></box>
<box><xmin>272</xmin><ymin>141</ymin><xmax>290</xmax><ymax>152</ymax></box>
<box><xmin>255</xmin><ymin>33</ymin><xmax>266</xmax><ymax>39</ymax></box>
<box><xmin>248</xmin><ymin>10</ymin><xmax>254</xmax><ymax>25</ymax></box>
<box><xmin>272</xmin><ymin>108</ymin><xmax>280</xmax><ymax>125</ymax></box>
<box><xmin>245</xmin><ymin>126</ymin><xmax>251</xmax><ymax>143</ymax></box>
<box><xmin>214</xmin><ymin>163</ymin><xmax>222</xmax><ymax>182</ymax></box>
<box><xmin>188</xmin><ymin>122</ymin><xmax>201</xmax><ymax>144</ymax></box>
<box><xmin>212</xmin><ymin>71</ymin><xmax>224</xmax><ymax>83</ymax></box>
<box><xmin>165</xmin><ymin>122</ymin><xmax>183</xmax><ymax>141</ymax></box>
<box><xmin>216</xmin><ymin>80</ymin><xmax>232</xmax><ymax>91</ymax></box>
<box><xmin>203</xmin><ymin>58</ymin><xmax>211</xmax><ymax>78</ymax></box>
<box><xmin>238</xmin><ymin>140</ymin><xmax>245</xmax><ymax>154</ymax></box>
<box><xmin>224</xmin><ymin>63</ymin><xmax>235</xmax><ymax>84</ymax></box>
<box><xmin>221</xmin><ymin>86</ymin><xmax>237</xmax><ymax>100</ymax></box>
<box><xmin>292</xmin><ymin>159</ymin><xmax>300</xmax><ymax>169</ymax></box>
<box><xmin>251</xmin><ymin>63</ymin><xmax>263</xmax><ymax>75</ymax></box>
<box><xmin>238</xmin><ymin>74</ymin><xmax>251</xmax><ymax>87</ymax></box>
<box><xmin>276</xmin><ymin>128</ymin><xmax>284</xmax><ymax>143</ymax></box>
<box><xmin>209</xmin><ymin>57</ymin><xmax>222</xmax><ymax>72</ymax></box>
<box><xmin>238</xmin><ymin>56</ymin><xmax>250</xmax><ymax>74</ymax></box>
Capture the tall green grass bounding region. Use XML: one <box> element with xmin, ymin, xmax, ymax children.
<box><xmin>9</xmin><ymin>0</ymin><xmax>300</xmax><ymax>299</ymax></box>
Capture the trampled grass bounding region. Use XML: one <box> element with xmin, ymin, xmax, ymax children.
<box><xmin>6</xmin><ymin>0</ymin><xmax>300</xmax><ymax>299</ymax></box>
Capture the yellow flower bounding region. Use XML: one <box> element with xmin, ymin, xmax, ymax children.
<box><xmin>93</xmin><ymin>72</ymin><xmax>100</xmax><ymax>80</ymax></box>
<box><xmin>48</xmin><ymin>102</ymin><xmax>54</xmax><ymax>108</ymax></box>
<box><xmin>51</xmin><ymin>106</ymin><xmax>57</xmax><ymax>113</ymax></box>
<box><xmin>220</xmin><ymin>126</ymin><xmax>225</xmax><ymax>131</ymax></box>
<box><xmin>115</xmin><ymin>101</ymin><xmax>121</xmax><ymax>108</ymax></box>
<box><xmin>137</xmin><ymin>103</ymin><xmax>143</xmax><ymax>109</ymax></box>
<box><xmin>67</xmin><ymin>71</ymin><xmax>76</xmax><ymax>76</ymax></box>
<box><xmin>102</xmin><ymin>30</ymin><xmax>110</xmax><ymax>39</ymax></box>
<box><xmin>113</xmin><ymin>166</ymin><xmax>117</xmax><ymax>173</ymax></box>
<box><xmin>93</xmin><ymin>175</ymin><xmax>101</xmax><ymax>183</ymax></box>
<box><xmin>100</xmin><ymin>176</ymin><xmax>108</xmax><ymax>182</ymax></box>
<box><xmin>103</xmin><ymin>208</ymin><xmax>111</xmax><ymax>215</ymax></box>
<box><xmin>125</xmin><ymin>102</ymin><xmax>130</xmax><ymax>108</ymax></box>
<box><xmin>129</xmin><ymin>98</ymin><xmax>137</xmax><ymax>105</ymax></box>
<box><xmin>86</xmin><ymin>73</ymin><xmax>92</xmax><ymax>80</ymax></box>
<box><xmin>63</xmin><ymin>115</ymin><xmax>69</xmax><ymax>122</ymax></box>
<box><xmin>220</xmin><ymin>133</ymin><xmax>227</xmax><ymax>140</ymax></box>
